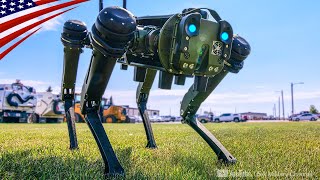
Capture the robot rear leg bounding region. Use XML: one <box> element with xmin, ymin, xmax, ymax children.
<box><xmin>136</xmin><ymin>69</ymin><xmax>157</xmax><ymax>148</ymax></box>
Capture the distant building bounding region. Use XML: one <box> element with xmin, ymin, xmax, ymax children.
<box><xmin>240</xmin><ymin>112</ymin><xmax>267</xmax><ymax>120</ymax></box>
<box><xmin>126</xmin><ymin>107</ymin><xmax>159</xmax><ymax>117</ymax></box>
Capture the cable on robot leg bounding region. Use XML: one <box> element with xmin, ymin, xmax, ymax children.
<box><xmin>61</xmin><ymin>20</ymin><xmax>89</xmax><ymax>149</ymax></box>
<box><xmin>136</xmin><ymin>69</ymin><xmax>157</xmax><ymax>148</ymax></box>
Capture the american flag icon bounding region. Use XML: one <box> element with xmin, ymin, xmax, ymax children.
<box><xmin>0</xmin><ymin>0</ymin><xmax>88</xmax><ymax>60</ymax></box>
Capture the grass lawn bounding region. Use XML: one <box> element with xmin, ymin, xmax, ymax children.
<box><xmin>0</xmin><ymin>122</ymin><xmax>319</xmax><ymax>179</ymax></box>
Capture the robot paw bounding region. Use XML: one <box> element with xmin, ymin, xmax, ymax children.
<box><xmin>218</xmin><ymin>153</ymin><xmax>237</xmax><ymax>164</ymax></box>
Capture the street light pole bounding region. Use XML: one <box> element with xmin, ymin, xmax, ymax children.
<box><xmin>281</xmin><ymin>90</ymin><xmax>285</xmax><ymax>120</ymax></box>
<box><xmin>278</xmin><ymin>97</ymin><xmax>280</xmax><ymax>120</ymax></box>
<box><xmin>275</xmin><ymin>90</ymin><xmax>284</xmax><ymax>120</ymax></box>
<box><xmin>291</xmin><ymin>82</ymin><xmax>304</xmax><ymax>115</ymax></box>
<box><xmin>291</xmin><ymin>83</ymin><xmax>294</xmax><ymax>115</ymax></box>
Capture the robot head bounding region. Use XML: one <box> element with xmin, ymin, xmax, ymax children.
<box><xmin>158</xmin><ymin>8</ymin><xmax>233</xmax><ymax>76</ymax></box>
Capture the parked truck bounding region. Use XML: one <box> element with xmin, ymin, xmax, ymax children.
<box><xmin>29</xmin><ymin>90</ymin><xmax>65</xmax><ymax>123</ymax></box>
<box><xmin>214</xmin><ymin>113</ymin><xmax>247</xmax><ymax>122</ymax></box>
<box><xmin>0</xmin><ymin>80</ymin><xmax>37</xmax><ymax>123</ymax></box>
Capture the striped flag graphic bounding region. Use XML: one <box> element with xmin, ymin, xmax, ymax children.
<box><xmin>0</xmin><ymin>0</ymin><xmax>88</xmax><ymax>60</ymax></box>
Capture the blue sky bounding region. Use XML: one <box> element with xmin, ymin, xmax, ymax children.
<box><xmin>1</xmin><ymin>0</ymin><xmax>319</xmax><ymax>116</ymax></box>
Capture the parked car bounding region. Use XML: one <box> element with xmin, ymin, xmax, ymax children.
<box><xmin>175</xmin><ymin>116</ymin><xmax>182</xmax><ymax>122</ymax></box>
<box><xmin>129</xmin><ymin>115</ymin><xmax>142</xmax><ymax>123</ymax></box>
<box><xmin>292</xmin><ymin>113</ymin><xmax>318</xmax><ymax>121</ymax></box>
<box><xmin>197</xmin><ymin>114</ymin><xmax>212</xmax><ymax>123</ymax></box>
<box><xmin>289</xmin><ymin>114</ymin><xmax>299</xmax><ymax>121</ymax></box>
<box><xmin>214</xmin><ymin>113</ymin><xmax>245</xmax><ymax>123</ymax></box>
<box><xmin>150</xmin><ymin>115</ymin><xmax>162</xmax><ymax>122</ymax></box>
<box><xmin>170</xmin><ymin>116</ymin><xmax>176</xmax><ymax>122</ymax></box>
<box><xmin>241</xmin><ymin>114</ymin><xmax>248</xmax><ymax>121</ymax></box>
<box><xmin>161</xmin><ymin>116</ymin><xmax>175</xmax><ymax>122</ymax></box>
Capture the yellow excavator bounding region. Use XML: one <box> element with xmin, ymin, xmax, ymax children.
<box><xmin>73</xmin><ymin>94</ymin><xmax>130</xmax><ymax>123</ymax></box>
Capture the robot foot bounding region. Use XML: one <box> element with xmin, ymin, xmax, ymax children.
<box><xmin>85</xmin><ymin>110</ymin><xmax>125</xmax><ymax>176</ymax></box>
<box><xmin>186</xmin><ymin>116</ymin><xmax>236</xmax><ymax>164</ymax></box>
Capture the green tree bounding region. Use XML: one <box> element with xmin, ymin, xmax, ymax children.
<box><xmin>310</xmin><ymin>105</ymin><xmax>319</xmax><ymax>114</ymax></box>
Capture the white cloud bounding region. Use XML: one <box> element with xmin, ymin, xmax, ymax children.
<box><xmin>0</xmin><ymin>78</ymin><xmax>55</xmax><ymax>92</ymax></box>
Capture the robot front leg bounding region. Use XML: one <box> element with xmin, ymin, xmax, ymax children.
<box><xmin>61</xmin><ymin>20</ymin><xmax>89</xmax><ymax>150</ymax></box>
<box><xmin>78</xmin><ymin>6</ymin><xmax>136</xmax><ymax>176</ymax></box>
<box><xmin>136</xmin><ymin>69</ymin><xmax>157</xmax><ymax>148</ymax></box>
<box><xmin>81</xmin><ymin>49</ymin><xmax>124</xmax><ymax>176</ymax></box>
<box><xmin>180</xmin><ymin>71</ymin><xmax>236</xmax><ymax>163</ymax></box>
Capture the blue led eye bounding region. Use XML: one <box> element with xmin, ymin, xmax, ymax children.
<box><xmin>188</xmin><ymin>24</ymin><xmax>197</xmax><ymax>33</ymax></box>
<box><xmin>221</xmin><ymin>32</ymin><xmax>229</xmax><ymax>41</ymax></box>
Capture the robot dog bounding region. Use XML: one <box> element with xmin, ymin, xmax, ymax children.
<box><xmin>60</xmin><ymin>4</ymin><xmax>251</xmax><ymax>177</ymax></box>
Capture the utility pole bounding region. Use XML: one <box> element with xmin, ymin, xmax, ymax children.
<box><xmin>281</xmin><ymin>90</ymin><xmax>285</xmax><ymax>120</ymax></box>
<box><xmin>275</xmin><ymin>90</ymin><xmax>285</xmax><ymax>120</ymax></box>
<box><xmin>291</xmin><ymin>83</ymin><xmax>294</xmax><ymax>115</ymax></box>
<box><xmin>278</xmin><ymin>97</ymin><xmax>281</xmax><ymax>120</ymax></box>
<box><xmin>273</xmin><ymin>104</ymin><xmax>276</xmax><ymax>117</ymax></box>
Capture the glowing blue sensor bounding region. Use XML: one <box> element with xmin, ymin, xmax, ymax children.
<box><xmin>188</xmin><ymin>24</ymin><xmax>197</xmax><ymax>33</ymax></box>
<box><xmin>221</xmin><ymin>32</ymin><xmax>229</xmax><ymax>41</ymax></box>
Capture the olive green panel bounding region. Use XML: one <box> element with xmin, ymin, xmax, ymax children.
<box><xmin>179</xmin><ymin>19</ymin><xmax>223</xmax><ymax>76</ymax></box>
<box><xmin>158</xmin><ymin>14</ymin><xmax>180</xmax><ymax>73</ymax></box>
<box><xmin>158</xmin><ymin>14</ymin><xmax>224</xmax><ymax>77</ymax></box>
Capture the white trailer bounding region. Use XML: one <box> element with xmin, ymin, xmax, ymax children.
<box><xmin>30</xmin><ymin>92</ymin><xmax>65</xmax><ymax>123</ymax></box>
<box><xmin>0</xmin><ymin>80</ymin><xmax>37</xmax><ymax>123</ymax></box>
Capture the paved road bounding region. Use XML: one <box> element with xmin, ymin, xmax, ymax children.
<box><xmin>136</xmin><ymin>120</ymin><xmax>318</xmax><ymax>124</ymax></box>
<box><xmin>246</xmin><ymin>120</ymin><xmax>289</xmax><ymax>123</ymax></box>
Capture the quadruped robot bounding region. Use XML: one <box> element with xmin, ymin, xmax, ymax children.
<box><xmin>60</xmin><ymin>1</ymin><xmax>251</xmax><ymax>177</ymax></box>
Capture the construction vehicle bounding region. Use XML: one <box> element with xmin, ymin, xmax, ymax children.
<box><xmin>73</xmin><ymin>94</ymin><xmax>131</xmax><ymax>123</ymax></box>
<box><xmin>29</xmin><ymin>87</ymin><xmax>65</xmax><ymax>123</ymax></box>
<box><xmin>72</xmin><ymin>93</ymin><xmax>85</xmax><ymax>123</ymax></box>
<box><xmin>101</xmin><ymin>96</ymin><xmax>131</xmax><ymax>123</ymax></box>
<box><xmin>0</xmin><ymin>80</ymin><xmax>37</xmax><ymax>123</ymax></box>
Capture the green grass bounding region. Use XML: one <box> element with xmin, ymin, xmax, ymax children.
<box><xmin>0</xmin><ymin>122</ymin><xmax>319</xmax><ymax>179</ymax></box>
